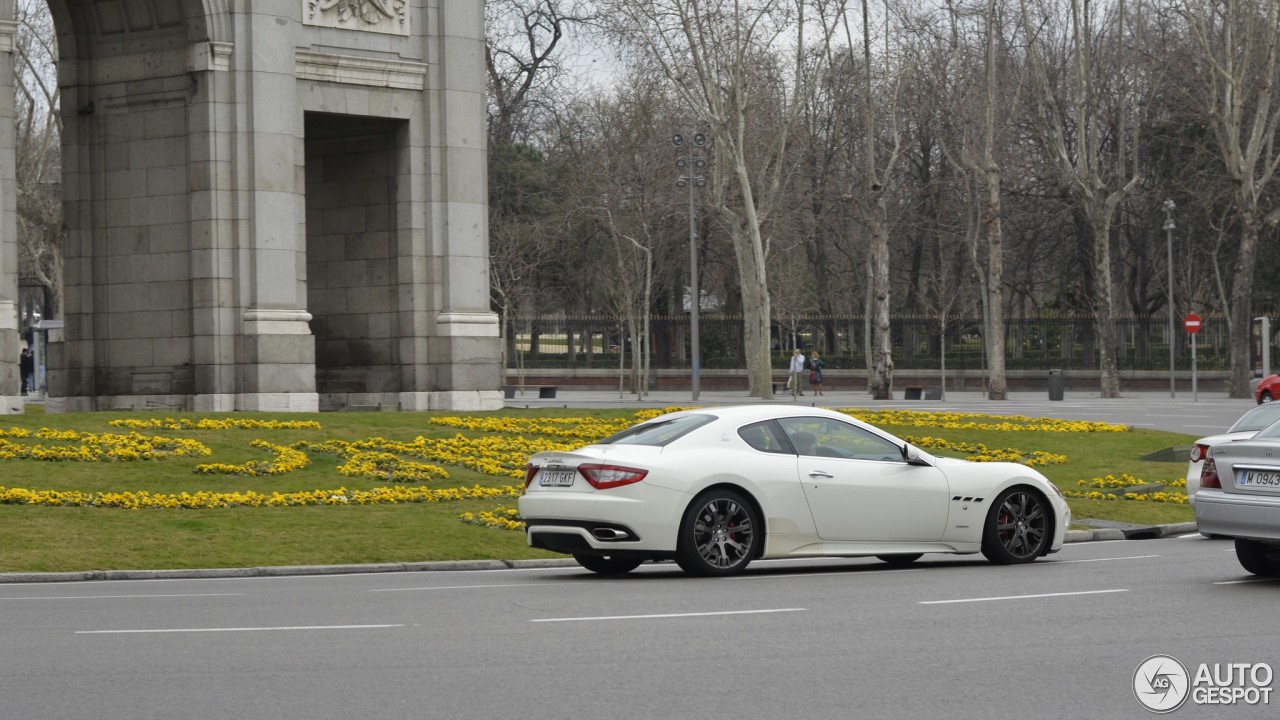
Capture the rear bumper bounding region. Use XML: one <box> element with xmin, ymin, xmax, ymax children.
<box><xmin>518</xmin><ymin>483</ymin><xmax>689</xmax><ymax>555</ymax></box>
<box><xmin>1195</xmin><ymin>490</ymin><xmax>1280</xmax><ymax>541</ymax></box>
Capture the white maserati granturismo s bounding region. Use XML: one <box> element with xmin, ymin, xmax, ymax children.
<box><xmin>518</xmin><ymin>405</ymin><xmax>1070</xmax><ymax>576</ymax></box>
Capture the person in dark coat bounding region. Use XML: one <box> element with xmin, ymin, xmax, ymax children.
<box><xmin>19</xmin><ymin>347</ymin><xmax>34</xmax><ymax>394</ymax></box>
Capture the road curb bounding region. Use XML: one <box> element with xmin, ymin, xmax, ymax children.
<box><xmin>0</xmin><ymin>522</ymin><xmax>1200</xmax><ymax>583</ymax></box>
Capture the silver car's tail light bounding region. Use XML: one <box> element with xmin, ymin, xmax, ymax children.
<box><xmin>1190</xmin><ymin>443</ymin><xmax>1210</xmax><ymax>463</ymax></box>
<box><xmin>1200</xmin><ymin>458</ymin><xmax>1222</xmax><ymax>489</ymax></box>
<box><xmin>523</xmin><ymin>463</ymin><xmax>538</xmax><ymax>489</ymax></box>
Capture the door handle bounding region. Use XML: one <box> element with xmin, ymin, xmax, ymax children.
<box><xmin>808</xmin><ymin>470</ymin><xmax>833</xmax><ymax>479</ymax></box>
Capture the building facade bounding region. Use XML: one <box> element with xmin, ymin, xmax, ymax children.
<box><xmin>0</xmin><ymin>0</ymin><xmax>501</xmax><ymax>414</ymax></box>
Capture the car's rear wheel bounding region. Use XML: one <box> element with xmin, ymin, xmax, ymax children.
<box><xmin>676</xmin><ymin>488</ymin><xmax>760</xmax><ymax>577</ymax></box>
<box><xmin>573</xmin><ymin>554</ymin><xmax>644</xmax><ymax>575</ymax></box>
<box><xmin>1261</xmin><ymin>390</ymin><xmax>1274</xmax><ymax>404</ymax></box>
<box><xmin>875</xmin><ymin>554</ymin><xmax>922</xmax><ymax>567</ymax></box>
<box><xmin>981</xmin><ymin>487</ymin><xmax>1050</xmax><ymax>564</ymax></box>
<box><xmin>1234</xmin><ymin>538</ymin><xmax>1280</xmax><ymax>577</ymax></box>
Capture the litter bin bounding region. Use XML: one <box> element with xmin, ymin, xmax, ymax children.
<box><xmin>1047</xmin><ymin>369</ymin><xmax>1064</xmax><ymax>401</ymax></box>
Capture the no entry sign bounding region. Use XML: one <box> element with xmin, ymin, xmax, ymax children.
<box><xmin>1184</xmin><ymin>313</ymin><xmax>1203</xmax><ymax>334</ymax></box>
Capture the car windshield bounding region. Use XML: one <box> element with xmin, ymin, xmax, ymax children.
<box><xmin>1228</xmin><ymin>404</ymin><xmax>1280</xmax><ymax>433</ymax></box>
<box><xmin>596</xmin><ymin>414</ymin><xmax>715</xmax><ymax>447</ymax></box>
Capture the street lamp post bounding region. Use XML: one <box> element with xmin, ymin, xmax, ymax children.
<box><xmin>1163</xmin><ymin>199</ymin><xmax>1176</xmax><ymax>398</ymax></box>
<box><xmin>674</xmin><ymin>132</ymin><xmax>707</xmax><ymax>401</ymax></box>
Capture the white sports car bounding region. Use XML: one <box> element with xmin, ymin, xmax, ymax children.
<box><xmin>518</xmin><ymin>405</ymin><xmax>1070</xmax><ymax>576</ymax></box>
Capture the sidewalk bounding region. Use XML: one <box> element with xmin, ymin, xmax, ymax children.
<box><xmin>503</xmin><ymin>386</ymin><xmax>1251</xmax><ymax>435</ymax></box>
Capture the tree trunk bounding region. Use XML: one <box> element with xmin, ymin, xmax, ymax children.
<box><xmin>1228</xmin><ymin>217</ymin><xmax>1262</xmax><ymax>397</ymax></box>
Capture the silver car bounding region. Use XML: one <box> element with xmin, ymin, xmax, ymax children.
<box><xmin>1195</xmin><ymin>421</ymin><xmax>1280</xmax><ymax>577</ymax></box>
<box><xmin>1185</xmin><ymin>403</ymin><xmax>1280</xmax><ymax>505</ymax></box>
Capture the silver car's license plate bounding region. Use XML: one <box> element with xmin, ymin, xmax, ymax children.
<box><xmin>1237</xmin><ymin>470</ymin><xmax>1280</xmax><ymax>490</ymax></box>
<box><xmin>538</xmin><ymin>469</ymin><xmax>576</xmax><ymax>487</ymax></box>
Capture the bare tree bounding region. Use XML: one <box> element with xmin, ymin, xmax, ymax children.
<box><xmin>597</xmin><ymin>0</ymin><xmax>846</xmax><ymax>398</ymax></box>
<box><xmin>1019</xmin><ymin>0</ymin><xmax>1145</xmax><ymax>397</ymax></box>
<box><xmin>935</xmin><ymin>0</ymin><xmax>1017</xmax><ymax>399</ymax></box>
<box><xmin>14</xmin><ymin>0</ymin><xmax>62</xmax><ymax>323</ymax></box>
<box><xmin>819</xmin><ymin>1</ymin><xmax>906</xmax><ymax>399</ymax></box>
<box><xmin>486</xmin><ymin>0</ymin><xmax>595</xmax><ymax>146</ymax></box>
<box><xmin>1180</xmin><ymin>0</ymin><xmax>1280</xmax><ymax>397</ymax></box>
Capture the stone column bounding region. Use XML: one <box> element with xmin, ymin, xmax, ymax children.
<box><xmin>0</xmin><ymin>16</ymin><xmax>20</xmax><ymax>414</ymax></box>
<box><xmin>410</xmin><ymin>0</ymin><xmax>500</xmax><ymax>411</ymax></box>
<box><xmin>233</xmin><ymin>8</ymin><xmax>317</xmax><ymax>412</ymax></box>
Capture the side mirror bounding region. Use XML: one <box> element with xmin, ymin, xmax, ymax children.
<box><xmin>903</xmin><ymin>444</ymin><xmax>927</xmax><ymax>465</ymax></box>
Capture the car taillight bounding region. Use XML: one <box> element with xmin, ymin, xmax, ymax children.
<box><xmin>524</xmin><ymin>463</ymin><xmax>538</xmax><ymax>489</ymax></box>
<box><xmin>1189</xmin><ymin>443</ymin><xmax>1210</xmax><ymax>463</ymax></box>
<box><xmin>1200</xmin><ymin>458</ymin><xmax>1222</xmax><ymax>489</ymax></box>
<box><xmin>578</xmin><ymin>464</ymin><xmax>648</xmax><ymax>490</ymax></box>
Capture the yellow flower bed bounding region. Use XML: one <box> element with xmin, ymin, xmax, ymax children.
<box><xmin>0</xmin><ymin>432</ymin><xmax>211</xmax><ymax>462</ymax></box>
<box><xmin>193</xmin><ymin>440</ymin><xmax>310</xmax><ymax>477</ymax></box>
<box><xmin>109</xmin><ymin>418</ymin><xmax>323</xmax><ymax>431</ymax></box>
<box><xmin>0</xmin><ymin>483</ymin><xmax>523</xmax><ymax>509</ymax></box>
<box><xmin>1063</xmin><ymin>473</ymin><xmax>1190</xmax><ymax>504</ymax></box>
<box><xmin>840</xmin><ymin>408</ymin><xmax>1127</xmax><ymax>433</ymax></box>
<box><xmin>459</xmin><ymin>505</ymin><xmax>525</xmax><ymax>531</ymax></box>
<box><xmin>902</xmin><ymin>435</ymin><xmax>1067</xmax><ymax>467</ymax></box>
<box><xmin>0</xmin><ymin>408</ymin><xmax>1146</xmax><ymax>515</ymax></box>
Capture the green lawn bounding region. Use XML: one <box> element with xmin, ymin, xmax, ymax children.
<box><xmin>0</xmin><ymin>405</ymin><xmax>1197</xmax><ymax>573</ymax></box>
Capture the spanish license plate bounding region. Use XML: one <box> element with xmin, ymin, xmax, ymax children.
<box><xmin>538</xmin><ymin>469</ymin><xmax>576</xmax><ymax>487</ymax></box>
<box><xmin>1237</xmin><ymin>470</ymin><xmax>1280</xmax><ymax>490</ymax></box>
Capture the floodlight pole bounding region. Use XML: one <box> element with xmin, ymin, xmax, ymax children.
<box><xmin>1163</xmin><ymin>199</ymin><xmax>1176</xmax><ymax>398</ymax></box>
<box><xmin>674</xmin><ymin>132</ymin><xmax>707</xmax><ymax>401</ymax></box>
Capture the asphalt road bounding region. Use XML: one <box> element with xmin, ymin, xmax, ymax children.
<box><xmin>504</xmin><ymin>387</ymin><xmax>1257</xmax><ymax>437</ymax></box>
<box><xmin>2</xmin><ymin>535</ymin><xmax>1276</xmax><ymax>720</ymax></box>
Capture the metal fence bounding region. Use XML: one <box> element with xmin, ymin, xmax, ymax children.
<box><xmin>502</xmin><ymin>314</ymin><xmax>1236</xmax><ymax>372</ymax></box>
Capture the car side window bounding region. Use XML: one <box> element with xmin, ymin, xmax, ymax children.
<box><xmin>738</xmin><ymin>421</ymin><xmax>793</xmax><ymax>454</ymax></box>
<box><xmin>777</xmin><ymin>417</ymin><xmax>904</xmax><ymax>462</ymax></box>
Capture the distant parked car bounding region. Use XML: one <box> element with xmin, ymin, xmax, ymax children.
<box><xmin>1194</xmin><ymin>422</ymin><xmax>1280</xmax><ymax>577</ymax></box>
<box><xmin>1186</xmin><ymin>403</ymin><xmax>1280</xmax><ymax>506</ymax></box>
<box><xmin>1256</xmin><ymin>373</ymin><xmax>1280</xmax><ymax>403</ymax></box>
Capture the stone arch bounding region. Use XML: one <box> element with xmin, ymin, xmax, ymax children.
<box><xmin>0</xmin><ymin>1</ymin><xmax>500</xmax><ymax>414</ymax></box>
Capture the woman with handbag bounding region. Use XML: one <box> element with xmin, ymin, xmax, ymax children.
<box><xmin>808</xmin><ymin>350</ymin><xmax>825</xmax><ymax>396</ymax></box>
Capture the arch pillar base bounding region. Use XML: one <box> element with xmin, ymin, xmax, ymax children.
<box><xmin>1</xmin><ymin>395</ymin><xmax>23</xmax><ymax>415</ymax></box>
<box><xmin>238</xmin><ymin>393</ymin><xmax>319</xmax><ymax>413</ymax></box>
<box><xmin>400</xmin><ymin>390</ymin><xmax>502</xmax><ymax>412</ymax></box>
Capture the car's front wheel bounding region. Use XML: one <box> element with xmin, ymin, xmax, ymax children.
<box><xmin>1234</xmin><ymin>538</ymin><xmax>1280</xmax><ymax>577</ymax></box>
<box><xmin>676</xmin><ymin>488</ymin><xmax>760</xmax><ymax>577</ymax></box>
<box><xmin>573</xmin><ymin>554</ymin><xmax>644</xmax><ymax>575</ymax></box>
<box><xmin>981</xmin><ymin>487</ymin><xmax>1050</xmax><ymax>564</ymax></box>
<box><xmin>1261</xmin><ymin>390</ymin><xmax>1274</xmax><ymax>404</ymax></box>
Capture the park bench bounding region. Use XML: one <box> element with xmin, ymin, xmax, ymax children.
<box><xmin>503</xmin><ymin>385</ymin><xmax>558</xmax><ymax>399</ymax></box>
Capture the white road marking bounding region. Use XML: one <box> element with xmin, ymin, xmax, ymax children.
<box><xmin>726</xmin><ymin>569</ymin><xmax>923</xmax><ymax>580</ymax></box>
<box><xmin>76</xmin><ymin>624</ymin><xmax>404</xmax><ymax>635</ymax></box>
<box><xmin>1044</xmin><ymin>555</ymin><xmax>1160</xmax><ymax>564</ymax></box>
<box><xmin>370</xmin><ymin>583</ymin><xmax>563</xmax><ymax>592</ymax></box>
<box><xmin>530</xmin><ymin>608</ymin><xmax>806</xmax><ymax>623</ymax></box>
<box><xmin>919</xmin><ymin>588</ymin><xmax>1128</xmax><ymax>605</ymax></box>
<box><xmin>0</xmin><ymin>593</ymin><xmax>242</xmax><ymax>601</ymax></box>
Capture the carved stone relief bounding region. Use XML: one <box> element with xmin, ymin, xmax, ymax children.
<box><xmin>304</xmin><ymin>0</ymin><xmax>409</xmax><ymax>36</ymax></box>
